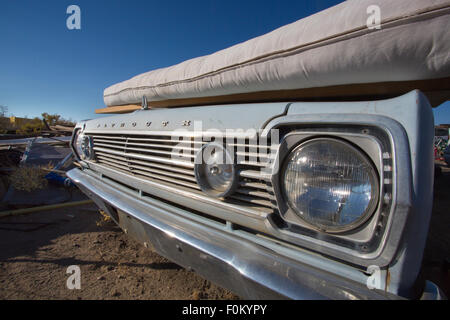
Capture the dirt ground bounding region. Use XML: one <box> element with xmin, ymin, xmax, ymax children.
<box><xmin>0</xmin><ymin>163</ymin><xmax>449</xmax><ymax>300</ymax></box>
<box><xmin>0</xmin><ymin>199</ymin><xmax>238</xmax><ymax>300</ymax></box>
<box><xmin>421</xmin><ymin>161</ymin><xmax>450</xmax><ymax>297</ymax></box>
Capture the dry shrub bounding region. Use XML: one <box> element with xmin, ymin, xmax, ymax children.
<box><xmin>9</xmin><ymin>165</ymin><xmax>49</xmax><ymax>192</ymax></box>
<box><xmin>191</xmin><ymin>289</ymin><xmax>203</xmax><ymax>300</ymax></box>
<box><xmin>96</xmin><ymin>210</ymin><xmax>112</xmax><ymax>227</ymax></box>
<box><xmin>16</xmin><ymin>117</ymin><xmax>45</xmax><ymax>135</ymax></box>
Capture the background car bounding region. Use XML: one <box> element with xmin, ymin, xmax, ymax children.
<box><xmin>444</xmin><ymin>145</ymin><xmax>450</xmax><ymax>166</ymax></box>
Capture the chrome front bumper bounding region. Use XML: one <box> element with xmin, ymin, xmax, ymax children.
<box><xmin>68</xmin><ymin>167</ymin><xmax>408</xmax><ymax>300</ymax></box>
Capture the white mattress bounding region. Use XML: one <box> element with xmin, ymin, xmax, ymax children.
<box><xmin>103</xmin><ymin>0</ymin><xmax>450</xmax><ymax>107</ymax></box>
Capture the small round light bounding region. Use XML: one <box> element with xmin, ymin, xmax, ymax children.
<box><xmin>281</xmin><ymin>138</ymin><xmax>379</xmax><ymax>233</ymax></box>
<box><xmin>73</xmin><ymin>130</ymin><xmax>84</xmax><ymax>159</ymax></box>
<box><xmin>195</xmin><ymin>143</ymin><xmax>237</xmax><ymax>198</ymax></box>
<box><xmin>80</xmin><ymin>135</ymin><xmax>95</xmax><ymax>160</ymax></box>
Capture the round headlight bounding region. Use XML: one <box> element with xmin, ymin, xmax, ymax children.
<box><xmin>195</xmin><ymin>143</ymin><xmax>237</xmax><ymax>198</ymax></box>
<box><xmin>73</xmin><ymin>130</ymin><xmax>84</xmax><ymax>159</ymax></box>
<box><xmin>281</xmin><ymin>138</ymin><xmax>379</xmax><ymax>233</ymax></box>
<box><xmin>79</xmin><ymin>134</ymin><xmax>95</xmax><ymax>160</ymax></box>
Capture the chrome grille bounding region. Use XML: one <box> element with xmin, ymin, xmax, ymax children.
<box><xmin>89</xmin><ymin>133</ymin><xmax>278</xmax><ymax>211</ymax></box>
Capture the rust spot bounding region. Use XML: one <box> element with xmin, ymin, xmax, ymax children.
<box><xmin>386</xmin><ymin>269</ymin><xmax>391</xmax><ymax>291</ymax></box>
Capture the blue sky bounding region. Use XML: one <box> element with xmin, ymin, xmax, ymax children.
<box><xmin>0</xmin><ymin>0</ymin><xmax>449</xmax><ymax>124</ymax></box>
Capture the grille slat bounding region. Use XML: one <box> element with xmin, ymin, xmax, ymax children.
<box><xmin>239</xmin><ymin>181</ymin><xmax>271</xmax><ymax>190</ymax></box>
<box><xmin>95</xmin><ymin>139</ymin><xmax>200</xmax><ymax>152</ymax></box>
<box><xmin>97</xmin><ymin>155</ymin><xmax>128</xmax><ymax>168</ymax></box>
<box><xmin>95</xmin><ymin>142</ymin><xmax>195</xmax><ymax>159</ymax></box>
<box><xmin>236</xmin><ymin>151</ymin><xmax>272</xmax><ymax>160</ymax></box>
<box><xmin>235</xmin><ymin>188</ymin><xmax>276</xmax><ymax>201</ymax></box>
<box><xmin>230</xmin><ymin>194</ymin><xmax>277</xmax><ymax>209</ymax></box>
<box><xmin>96</xmin><ymin>151</ymin><xmax>128</xmax><ymax>162</ymax></box>
<box><xmin>238</xmin><ymin>161</ymin><xmax>270</xmax><ymax>167</ymax></box>
<box><xmin>97</xmin><ymin>159</ymin><xmax>129</xmax><ymax>172</ymax></box>
<box><xmin>93</xmin><ymin>146</ymin><xmax>194</xmax><ymax>168</ymax></box>
<box><xmin>132</xmin><ymin>169</ymin><xmax>201</xmax><ymax>190</ymax></box>
<box><xmin>129</xmin><ymin>163</ymin><xmax>197</xmax><ymax>183</ymax></box>
<box><xmin>227</xmin><ymin>142</ymin><xmax>277</xmax><ymax>150</ymax></box>
<box><xmin>239</xmin><ymin>169</ymin><xmax>272</xmax><ymax>181</ymax></box>
<box><xmin>92</xmin><ymin>135</ymin><xmax>205</xmax><ymax>145</ymax></box>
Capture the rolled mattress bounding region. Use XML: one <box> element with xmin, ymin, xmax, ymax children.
<box><xmin>103</xmin><ymin>0</ymin><xmax>450</xmax><ymax>110</ymax></box>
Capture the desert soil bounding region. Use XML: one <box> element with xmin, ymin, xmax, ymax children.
<box><xmin>0</xmin><ymin>199</ymin><xmax>238</xmax><ymax>300</ymax></box>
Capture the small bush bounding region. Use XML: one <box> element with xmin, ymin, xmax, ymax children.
<box><xmin>9</xmin><ymin>166</ymin><xmax>49</xmax><ymax>192</ymax></box>
<box><xmin>16</xmin><ymin>117</ymin><xmax>45</xmax><ymax>135</ymax></box>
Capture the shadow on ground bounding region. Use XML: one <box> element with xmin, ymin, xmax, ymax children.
<box><xmin>0</xmin><ymin>189</ymin><xmax>237</xmax><ymax>300</ymax></box>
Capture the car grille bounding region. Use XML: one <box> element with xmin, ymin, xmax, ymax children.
<box><xmin>88</xmin><ymin>133</ymin><xmax>278</xmax><ymax>212</ymax></box>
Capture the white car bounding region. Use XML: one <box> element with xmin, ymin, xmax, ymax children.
<box><xmin>68</xmin><ymin>0</ymin><xmax>448</xmax><ymax>300</ymax></box>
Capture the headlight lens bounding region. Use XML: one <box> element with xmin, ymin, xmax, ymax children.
<box><xmin>73</xmin><ymin>131</ymin><xmax>94</xmax><ymax>160</ymax></box>
<box><xmin>282</xmin><ymin>138</ymin><xmax>378</xmax><ymax>233</ymax></box>
<box><xmin>81</xmin><ymin>135</ymin><xmax>95</xmax><ymax>160</ymax></box>
<box><xmin>73</xmin><ymin>130</ymin><xmax>84</xmax><ymax>159</ymax></box>
<box><xmin>195</xmin><ymin>143</ymin><xmax>237</xmax><ymax>198</ymax></box>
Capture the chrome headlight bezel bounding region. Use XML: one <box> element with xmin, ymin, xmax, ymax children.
<box><xmin>268</xmin><ymin>124</ymin><xmax>393</xmax><ymax>262</ymax></box>
<box><xmin>280</xmin><ymin>137</ymin><xmax>380</xmax><ymax>234</ymax></box>
<box><xmin>71</xmin><ymin>127</ymin><xmax>83</xmax><ymax>160</ymax></box>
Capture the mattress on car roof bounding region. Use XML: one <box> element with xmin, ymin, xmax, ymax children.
<box><xmin>103</xmin><ymin>0</ymin><xmax>450</xmax><ymax>108</ymax></box>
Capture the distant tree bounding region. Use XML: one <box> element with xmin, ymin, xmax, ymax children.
<box><xmin>0</xmin><ymin>105</ymin><xmax>8</xmax><ymax>117</ymax></box>
<box><xmin>41</xmin><ymin>113</ymin><xmax>61</xmax><ymax>126</ymax></box>
<box><xmin>41</xmin><ymin>112</ymin><xmax>75</xmax><ymax>127</ymax></box>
